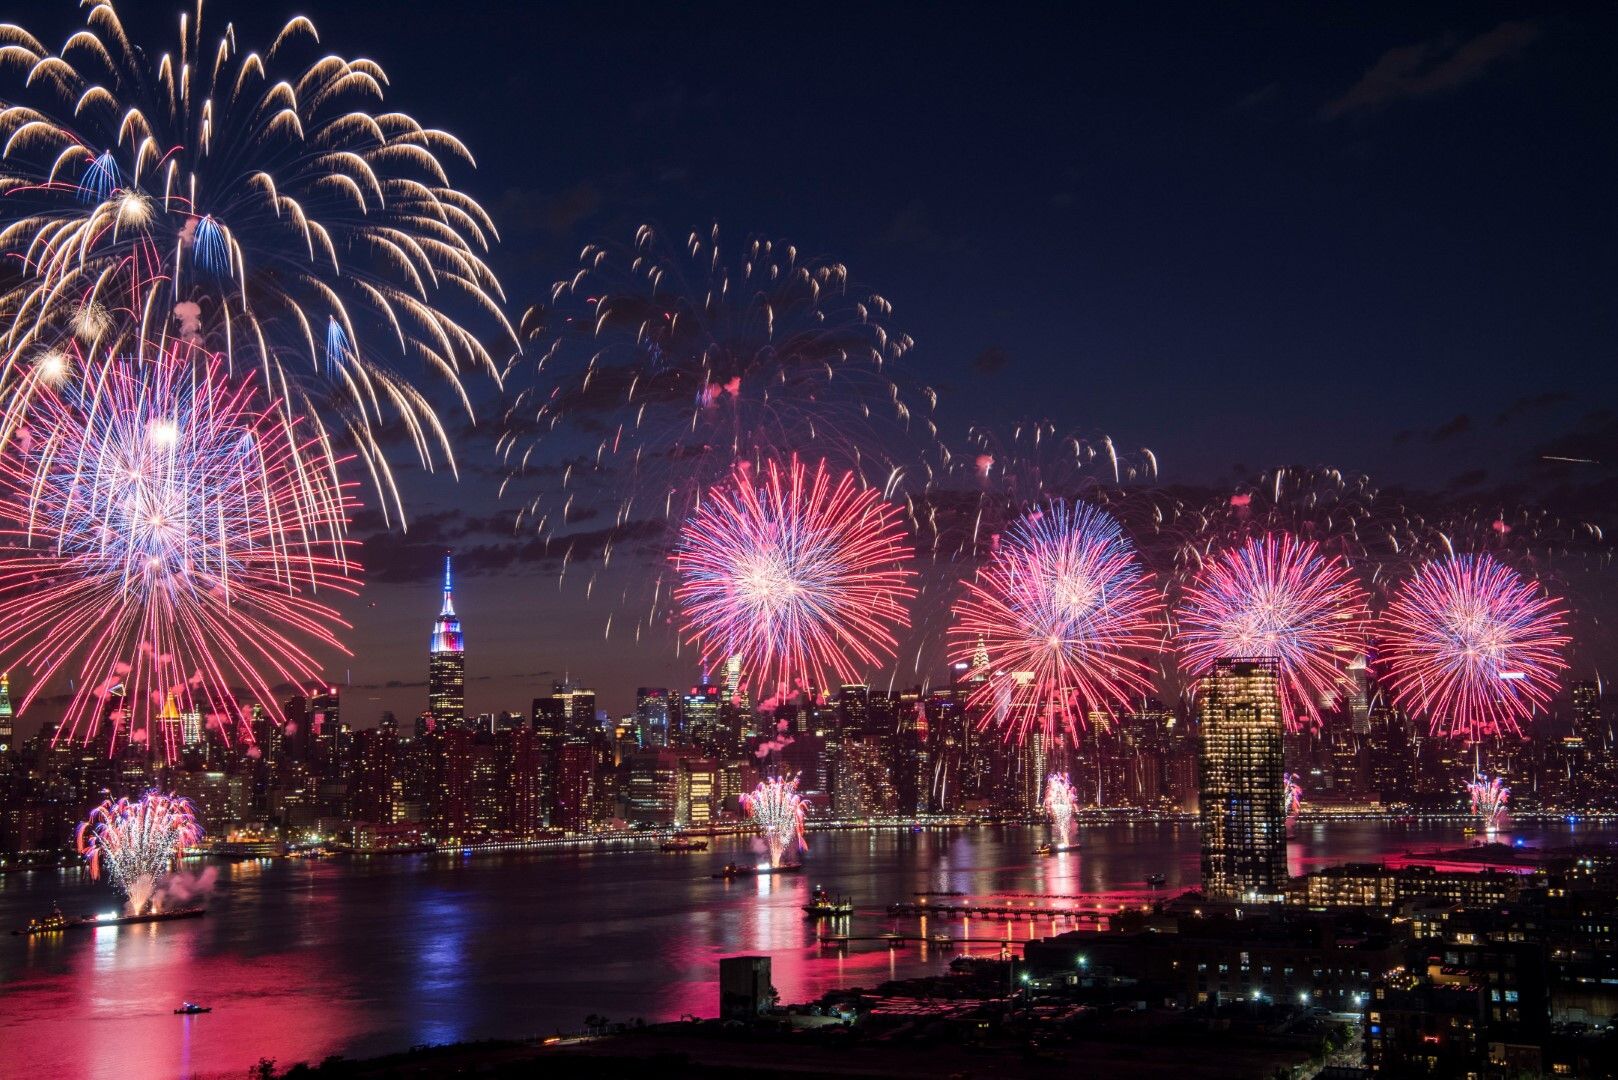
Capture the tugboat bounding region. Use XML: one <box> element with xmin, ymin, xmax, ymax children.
<box><xmin>15</xmin><ymin>903</ymin><xmax>69</xmax><ymax>936</ymax></box>
<box><xmin>1034</xmin><ymin>842</ymin><xmax>1078</xmax><ymax>856</ymax></box>
<box><xmin>174</xmin><ymin>1002</ymin><xmax>211</xmax><ymax>1015</ymax></box>
<box><xmin>802</xmin><ymin>884</ymin><xmax>853</xmax><ymax>917</ymax></box>
<box><xmin>659</xmin><ymin>835</ymin><xmax>709</xmax><ymax>853</ymax></box>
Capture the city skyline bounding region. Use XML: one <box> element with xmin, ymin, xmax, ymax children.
<box><xmin>3</xmin><ymin>3</ymin><xmax>1617</xmax><ymax>1077</ymax></box>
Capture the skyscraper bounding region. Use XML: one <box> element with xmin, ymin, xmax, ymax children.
<box><xmin>1198</xmin><ymin>658</ymin><xmax>1287</xmax><ymax>903</ymax></box>
<box><xmin>428</xmin><ymin>552</ymin><xmax>465</xmax><ymax>731</ymax></box>
<box><xmin>636</xmin><ymin>688</ymin><xmax>672</xmax><ymax>747</ymax></box>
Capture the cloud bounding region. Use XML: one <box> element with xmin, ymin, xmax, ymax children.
<box><xmin>1495</xmin><ymin>391</ymin><xmax>1570</xmax><ymax>427</ymax></box>
<box><xmin>355</xmin><ymin>517</ymin><xmax>669</xmax><ymax>584</ymax></box>
<box><xmin>1321</xmin><ymin>20</ymin><xmax>1540</xmax><ymax>120</ymax></box>
<box><xmin>1430</xmin><ymin>413</ymin><xmax>1472</xmax><ymax>442</ymax></box>
<box><xmin>970</xmin><ymin>346</ymin><xmax>1011</xmax><ymax>376</ymax></box>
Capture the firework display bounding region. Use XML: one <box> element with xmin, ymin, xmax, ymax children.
<box><xmin>742</xmin><ymin>776</ymin><xmax>808</xmax><ymax>868</ymax></box>
<box><xmin>1284</xmin><ymin>773</ymin><xmax>1303</xmax><ymax>819</ymax></box>
<box><xmin>1042</xmin><ymin>772</ymin><xmax>1078</xmax><ymax>849</ymax></box>
<box><xmin>1378</xmin><ymin>554</ymin><xmax>1570</xmax><ymax>740</ymax></box>
<box><xmin>501</xmin><ymin>225</ymin><xmax>934</xmax><ymax>544</ymax></box>
<box><xmin>948</xmin><ymin>500</ymin><xmax>1162</xmax><ymax>747</ymax></box>
<box><xmin>0</xmin><ymin>4</ymin><xmax>511</xmax><ymax>518</ymax></box>
<box><xmin>1466</xmin><ymin>774</ymin><xmax>1510</xmax><ymax>831</ymax></box>
<box><xmin>0</xmin><ymin>348</ymin><xmax>355</xmax><ymax>759</ymax></box>
<box><xmin>1177</xmin><ymin>534</ymin><xmax>1370</xmax><ymax>731</ymax></box>
<box><xmin>75</xmin><ymin>790</ymin><xmax>203</xmax><ymax>914</ymax></box>
<box><xmin>672</xmin><ymin>456</ymin><xmax>915</xmax><ymax>703</ymax></box>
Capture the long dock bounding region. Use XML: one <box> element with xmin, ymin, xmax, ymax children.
<box><xmin>886</xmin><ymin>901</ymin><xmax>1112</xmax><ymax>920</ymax></box>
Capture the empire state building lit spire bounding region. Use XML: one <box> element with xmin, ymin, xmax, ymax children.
<box><xmin>428</xmin><ymin>551</ymin><xmax>465</xmax><ymax>730</ymax></box>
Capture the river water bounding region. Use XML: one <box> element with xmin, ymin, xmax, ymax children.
<box><xmin>1</xmin><ymin>817</ymin><xmax>1610</xmax><ymax>1079</ymax></box>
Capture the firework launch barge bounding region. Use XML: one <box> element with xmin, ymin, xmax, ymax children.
<box><xmin>13</xmin><ymin>904</ymin><xmax>205</xmax><ymax>936</ymax></box>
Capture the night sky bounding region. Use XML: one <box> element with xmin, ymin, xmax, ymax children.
<box><xmin>15</xmin><ymin>2</ymin><xmax>1618</xmax><ymax>733</ymax></box>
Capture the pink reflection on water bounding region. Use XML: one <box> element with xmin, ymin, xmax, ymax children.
<box><xmin>5</xmin><ymin>921</ymin><xmax>363</xmax><ymax>1080</ymax></box>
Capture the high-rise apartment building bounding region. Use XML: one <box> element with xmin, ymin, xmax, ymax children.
<box><xmin>1198</xmin><ymin>658</ymin><xmax>1287</xmax><ymax>902</ymax></box>
<box><xmin>428</xmin><ymin>552</ymin><xmax>465</xmax><ymax>731</ymax></box>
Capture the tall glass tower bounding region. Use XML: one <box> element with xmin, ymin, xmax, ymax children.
<box><xmin>1198</xmin><ymin>658</ymin><xmax>1286</xmax><ymax>902</ymax></box>
<box><xmin>428</xmin><ymin>552</ymin><xmax>465</xmax><ymax>730</ymax></box>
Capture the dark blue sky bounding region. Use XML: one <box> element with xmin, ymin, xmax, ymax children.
<box><xmin>18</xmin><ymin>1</ymin><xmax>1618</xmax><ymax>730</ymax></box>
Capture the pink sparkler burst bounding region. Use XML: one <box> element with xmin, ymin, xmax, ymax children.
<box><xmin>742</xmin><ymin>775</ymin><xmax>808</xmax><ymax>868</ymax></box>
<box><xmin>76</xmin><ymin>789</ymin><xmax>202</xmax><ymax>913</ymax></box>
<box><xmin>948</xmin><ymin>499</ymin><xmax>1163</xmax><ymax>747</ymax></box>
<box><xmin>1378</xmin><ymin>554</ymin><xmax>1569</xmax><ymax>740</ymax></box>
<box><xmin>1042</xmin><ymin>772</ymin><xmax>1078</xmax><ymax>848</ymax></box>
<box><xmin>671</xmin><ymin>456</ymin><xmax>915</xmax><ymax>703</ymax></box>
<box><xmin>1176</xmin><ymin>533</ymin><xmax>1370</xmax><ymax>731</ymax></box>
<box><xmin>0</xmin><ymin>347</ymin><xmax>357</xmax><ymax>760</ymax></box>
<box><xmin>1465</xmin><ymin>774</ymin><xmax>1509</xmax><ymax>831</ymax></box>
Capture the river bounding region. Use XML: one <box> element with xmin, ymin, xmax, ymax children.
<box><xmin>2</xmin><ymin>817</ymin><xmax>1611</xmax><ymax>1079</ymax></box>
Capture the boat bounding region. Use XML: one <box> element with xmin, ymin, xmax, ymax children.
<box><xmin>713</xmin><ymin>862</ymin><xmax>803</xmax><ymax>879</ymax></box>
<box><xmin>13</xmin><ymin>906</ymin><xmax>205</xmax><ymax>935</ymax></box>
<box><xmin>802</xmin><ymin>885</ymin><xmax>854</xmax><ymax>917</ymax></box>
<box><xmin>659</xmin><ymin>836</ymin><xmax>709</xmax><ymax>853</ymax></box>
<box><xmin>1145</xmin><ymin>873</ymin><xmax>1166</xmax><ymax>888</ymax></box>
<box><xmin>174</xmin><ymin>1002</ymin><xmax>211</xmax><ymax>1015</ymax></box>
<box><xmin>1034</xmin><ymin>843</ymin><xmax>1077</xmax><ymax>856</ymax></box>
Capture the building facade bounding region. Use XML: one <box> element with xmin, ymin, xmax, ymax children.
<box><xmin>427</xmin><ymin>552</ymin><xmax>465</xmax><ymax>731</ymax></box>
<box><xmin>1199</xmin><ymin>658</ymin><xmax>1286</xmax><ymax>902</ymax></box>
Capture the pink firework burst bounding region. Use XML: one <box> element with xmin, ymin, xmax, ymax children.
<box><xmin>949</xmin><ymin>500</ymin><xmax>1163</xmax><ymax>747</ymax></box>
<box><xmin>1177</xmin><ymin>533</ymin><xmax>1370</xmax><ymax>731</ymax></box>
<box><xmin>742</xmin><ymin>775</ymin><xmax>809</xmax><ymax>868</ymax></box>
<box><xmin>672</xmin><ymin>456</ymin><xmax>915</xmax><ymax>702</ymax></box>
<box><xmin>1378</xmin><ymin>554</ymin><xmax>1569</xmax><ymax>740</ymax></box>
<box><xmin>0</xmin><ymin>349</ymin><xmax>356</xmax><ymax>760</ymax></box>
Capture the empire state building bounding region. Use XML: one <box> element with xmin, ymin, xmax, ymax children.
<box><xmin>428</xmin><ymin>551</ymin><xmax>465</xmax><ymax>730</ymax></box>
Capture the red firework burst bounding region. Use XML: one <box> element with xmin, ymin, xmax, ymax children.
<box><xmin>671</xmin><ymin>456</ymin><xmax>914</xmax><ymax>702</ymax></box>
<box><xmin>0</xmin><ymin>350</ymin><xmax>356</xmax><ymax>760</ymax></box>
<box><xmin>1378</xmin><ymin>553</ymin><xmax>1569</xmax><ymax>740</ymax></box>
<box><xmin>1177</xmin><ymin>533</ymin><xmax>1370</xmax><ymax>731</ymax></box>
<box><xmin>949</xmin><ymin>500</ymin><xmax>1163</xmax><ymax>747</ymax></box>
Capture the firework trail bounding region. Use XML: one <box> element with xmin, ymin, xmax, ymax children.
<box><xmin>0</xmin><ymin>5</ymin><xmax>512</xmax><ymax>520</ymax></box>
<box><xmin>1284</xmin><ymin>772</ymin><xmax>1303</xmax><ymax>819</ymax></box>
<box><xmin>742</xmin><ymin>775</ymin><xmax>808</xmax><ymax>868</ymax></box>
<box><xmin>1042</xmin><ymin>772</ymin><xmax>1078</xmax><ymax>848</ymax></box>
<box><xmin>1176</xmin><ymin>534</ymin><xmax>1370</xmax><ymax>731</ymax></box>
<box><xmin>1466</xmin><ymin>774</ymin><xmax>1509</xmax><ymax>831</ymax></box>
<box><xmin>0</xmin><ymin>346</ymin><xmax>355</xmax><ymax>759</ymax></box>
<box><xmin>501</xmin><ymin>225</ymin><xmax>935</xmax><ymax>561</ymax></box>
<box><xmin>948</xmin><ymin>500</ymin><xmax>1162</xmax><ymax>746</ymax></box>
<box><xmin>76</xmin><ymin>790</ymin><xmax>203</xmax><ymax>914</ymax></box>
<box><xmin>1378</xmin><ymin>553</ymin><xmax>1569</xmax><ymax>740</ymax></box>
<box><xmin>672</xmin><ymin>456</ymin><xmax>915</xmax><ymax>703</ymax></box>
